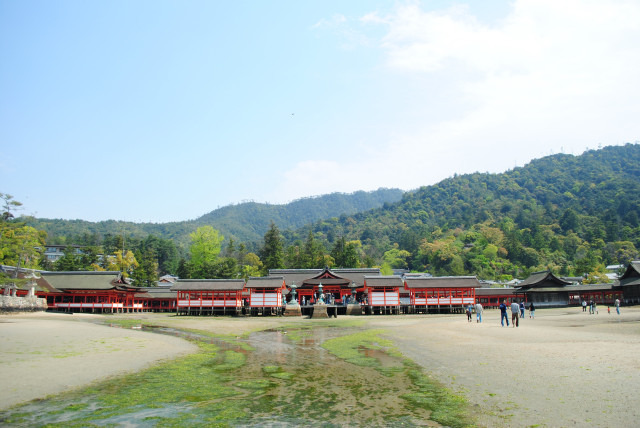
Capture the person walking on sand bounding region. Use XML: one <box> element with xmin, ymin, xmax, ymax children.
<box><xmin>510</xmin><ymin>301</ymin><xmax>520</xmax><ymax>327</ymax></box>
<box><xmin>582</xmin><ymin>299</ymin><xmax>587</xmax><ymax>312</ymax></box>
<box><xmin>615</xmin><ymin>298</ymin><xmax>621</xmax><ymax>315</ymax></box>
<box><xmin>529</xmin><ymin>301</ymin><xmax>535</xmax><ymax>319</ymax></box>
<box><xmin>593</xmin><ymin>300</ymin><xmax>598</xmax><ymax>314</ymax></box>
<box><xmin>499</xmin><ymin>301</ymin><xmax>509</xmax><ymax>327</ymax></box>
<box><xmin>475</xmin><ymin>301</ymin><xmax>483</xmax><ymax>323</ymax></box>
<box><xmin>519</xmin><ymin>301</ymin><xmax>525</xmax><ymax>319</ymax></box>
<box><xmin>466</xmin><ymin>304</ymin><xmax>472</xmax><ymax>322</ymax></box>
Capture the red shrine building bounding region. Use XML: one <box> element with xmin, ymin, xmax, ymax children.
<box><xmin>245</xmin><ymin>276</ymin><xmax>286</xmax><ymax>315</ymax></box>
<box><xmin>269</xmin><ymin>267</ymin><xmax>376</xmax><ymax>305</ymax></box>
<box><xmin>38</xmin><ymin>271</ymin><xmax>143</xmax><ymax>313</ymax></box>
<box><xmin>363</xmin><ymin>275</ymin><xmax>404</xmax><ymax>314</ymax></box>
<box><xmin>404</xmin><ymin>276</ymin><xmax>481</xmax><ymax>313</ymax></box>
<box><xmin>172</xmin><ymin>279</ymin><xmax>245</xmax><ymax>315</ymax></box>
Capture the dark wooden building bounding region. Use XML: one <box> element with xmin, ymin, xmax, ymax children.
<box><xmin>515</xmin><ymin>271</ymin><xmax>572</xmax><ymax>307</ymax></box>
<box><xmin>615</xmin><ymin>261</ymin><xmax>640</xmax><ymax>304</ymax></box>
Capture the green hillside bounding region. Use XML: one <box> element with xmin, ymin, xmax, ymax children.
<box><xmin>26</xmin><ymin>188</ymin><xmax>404</xmax><ymax>247</ymax></box>
<box><xmin>19</xmin><ymin>144</ymin><xmax>640</xmax><ymax>280</ymax></box>
<box><xmin>293</xmin><ymin>144</ymin><xmax>640</xmax><ymax>278</ymax></box>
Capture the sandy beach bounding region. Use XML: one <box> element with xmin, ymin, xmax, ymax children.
<box><xmin>0</xmin><ymin>312</ymin><xmax>198</xmax><ymax>411</ymax></box>
<box><xmin>1</xmin><ymin>308</ymin><xmax>639</xmax><ymax>427</ymax></box>
<box><xmin>373</xmin><ymin>307</ymin><xmax>640</xmax><ymax>427</ymax></box>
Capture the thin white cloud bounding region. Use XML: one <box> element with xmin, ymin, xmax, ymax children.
<box><xmin>274</xmin><ymin>0</ymin><xmax>640</xmax><ymax>201</ymax></box>
<box><xmin>312</xmin><ymin>13</ymin><xmax>371</xmax><ymax>49</ymax></box>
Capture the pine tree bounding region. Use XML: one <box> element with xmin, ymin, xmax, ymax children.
<box><xmin>260</xmin><ymin>221</ymin><xmax>284</xmax><ymax>272</ymax></box>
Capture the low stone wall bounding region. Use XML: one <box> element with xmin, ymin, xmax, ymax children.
<box><xmin>0</xmin><ymin>295</ymin><xmax>48</xmax><ymax>313</ymax></box>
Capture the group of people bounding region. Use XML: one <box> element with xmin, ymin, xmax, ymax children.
<box><xmin>466</xmin><ymin>302</ymin><xmax>484</xmax><ymax>323</ymax></box>
<box><xmin>465</xmin><ymin>300</ymin><xmax>536</xmax><ymax>326</ymax></box>
<box><xmin>498</xmin><ymin>300</ymin><xmax>535</xmax><ymax>327</ymax></box>
<box><xmin>581</xmin><ymin>299</ymin><xmax>599</xmax><ymax>314</ymax></box>
<box><xmin>581</xmin><ymin>297</ymin><xmax>622</xmax><ymax>315</ymax></box>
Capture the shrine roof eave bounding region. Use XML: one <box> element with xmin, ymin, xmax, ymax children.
<box><xmin>245</xmin><ymin>276</ymin><xmax>286</xmax><ymax>289</ymax></box>
<box><xmin>475</xmin><ymin>287</ymin><xmax>518</xmax><ymax>296</ymax></box>
<box><xmin>364</xmin><ymin>275</ymin><xmax>404</xmax><ymax>288</ymax></box>
<box><xmin>517</xmin><ymin>271</ymin><xmax>571</xmax><ymax>289</ymax></box>
<box><xmin>299</xmin><ymin>278</ymin><xmax>352</xmax><ymax>287</ymax></box>
<box><xmin>615</xmin><ymin>278</ymin><xmax>640</xmax><ymax>287</ymax></box>
<box><xmin>404</xmin><ymin>276</ymin><xmax>482</xmax><ymax>289</ymax></box>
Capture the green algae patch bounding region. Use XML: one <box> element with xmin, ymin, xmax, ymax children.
<box><xmin>402</xmin><ymin>362</ymin><xmax>472</xmax><ymax>428</ymax></box>
<box><xmin>262</xmin><ymin>365</ymin><xmax>295</xmax><ymax>380</ymax></box>
<box><xmin>105</xmin><ymin>318</ymin><xmax>148</xmax><ymax>329</ymax></box>
<box><xmin>211</xmin><ymin>349</ymin><xmax>246</xmax><ymax>372</ymax></box>
<box><xmin>322</xmin><ymin>329</ymin><xmax>394</xmax><ymax>367</ymax></box>
<box><xmin>1</xmin><ymin>323</ymin><xmax>474</xmax><ymax>428</ymax></box>
<box><xmin>177</xmin><ymin>327</ymin><xmax>255</xmax><ymax>350</ymax></box>
<box><xmin>235</xmin><ymin>379</ymin><xmax>275</xmax><ymax>390</ymax></box>
<box><xmin>1</xmin><ymin>340</ymin><xmax>251</xmax><ymax>426</ymax></box>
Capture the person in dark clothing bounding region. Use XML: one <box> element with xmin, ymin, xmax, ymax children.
<box><xmin>529</xmin><ymin>302</ymin><xmax>535</xmax><ymax>318</ymax></box>
<box><xmin>499</xmin><ymin>301</ymin><xmax>509</xmax><ymax>327</ymax></box>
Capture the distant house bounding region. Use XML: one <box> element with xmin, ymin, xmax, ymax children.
<box><xmin>158</xmin><ymin>274</ymin><xmax>178</xmax><ymax>284</ymax></box>
<box><xmin>42</xmin><ymin>245</ymin><xmax>84</xmax><ymax>263</ymax></box>
<box><xmin>606</xmin><ymin>264</ymin><xmax>625</xmax><ymax>280</ymax></box>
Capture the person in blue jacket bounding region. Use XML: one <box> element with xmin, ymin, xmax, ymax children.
<box><xmin>499</xmin><ymin>301</ymin><xmax>509</xmax><ymax>327</ymax></box>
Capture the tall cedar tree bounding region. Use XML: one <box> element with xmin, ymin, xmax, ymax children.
<box><xmin>261</xmin><ymin>221</ymin><xmax>284</xmax><ymax>271</ymax></box>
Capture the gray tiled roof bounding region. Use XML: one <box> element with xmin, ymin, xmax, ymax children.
<box><xmin>475</xmin><ymin>287</ymin><xmax>518</xmax><ymax>296</ymax></box>
<box><xmin>404</xmin><ymin>276</ymin><xmax>481</xmax><ymax>289</ymax></box>
<box><xmin>618</xmin><ymin>261</ymin><xmax>640</xmax><ymax>287</ymax></box>
<box><xmin>41</xmin><ymin>271</ymin><xmax>134</xmax><ymax>291</ymax></box>
<box><xmin>269</xmin><ymin>268</ymin><xmax>380</xmax><ymax>287</ymax></box>
<box><xmin>364</xmin><ymin>275</ymin><xmax>404</xmax><ymax>288</ymax></box>
<box><xmin>564</xmin><ymin>284</ymin><xmax>616</xmax><ymax>292</ymax></box>
<box><xmin>516</xmin><ymin>271</ymin><xmax>571</xmax><ymax>289</ymax></box>
<box><xmin>245</xmin><ymin>276</ymin><xmax>285</xmax><ymax>289</ymax></box>
<box><xmin>135</xmin><ymin>290</ymin><xmax>177</xmax><ymax>299</ymax></box>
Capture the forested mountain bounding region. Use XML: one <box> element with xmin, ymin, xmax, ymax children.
<box><xmin>17</xmin><ymin>144</ymin><xmax>640</xmax><ymax>281</ymax></box>
<box><xmin>284</xmin><ymin>144</ymin><xmax>640</xmax><ymax>279</ymax></box>
<box><xmin>25</xmin><ymin>188</ymin><xmax>404</xmax><ymax>247</ymax></box>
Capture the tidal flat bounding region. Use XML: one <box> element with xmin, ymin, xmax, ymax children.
<box><xmin>0</xmin><ymin>320</ymin><xmax>472</xmax><ymax>427</ymax></box>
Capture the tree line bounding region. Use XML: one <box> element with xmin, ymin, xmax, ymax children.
<box><xmin>3</xmin><ymin>144</ymin><xmax>640</xmax><ymax>285</ymax></box>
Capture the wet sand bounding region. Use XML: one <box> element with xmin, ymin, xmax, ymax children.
<box><xmin>1</xmin><ymin>308</ymin><xmax>639</xmax><ymax>427</ymax></box>
<box><xmin>371</xmin><ymin>306</ymin><xmax>640</xmax><ymax>427</ymax></box>
<box><xmin>0</xmin><ymin>312</ymin><xmax>198</xmax><ymax>411</ymax></box>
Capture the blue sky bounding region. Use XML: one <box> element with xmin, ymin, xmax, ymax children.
<box><xmin>2</xmin><ymin>0</ymin><xmax>639</xmax><ymax>223</ymax></box>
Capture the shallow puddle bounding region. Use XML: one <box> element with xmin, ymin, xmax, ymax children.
<box><xmin>0</xmin><ymin>323</ymin><xmax>471</xmax><ymax>427</ymax></box>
